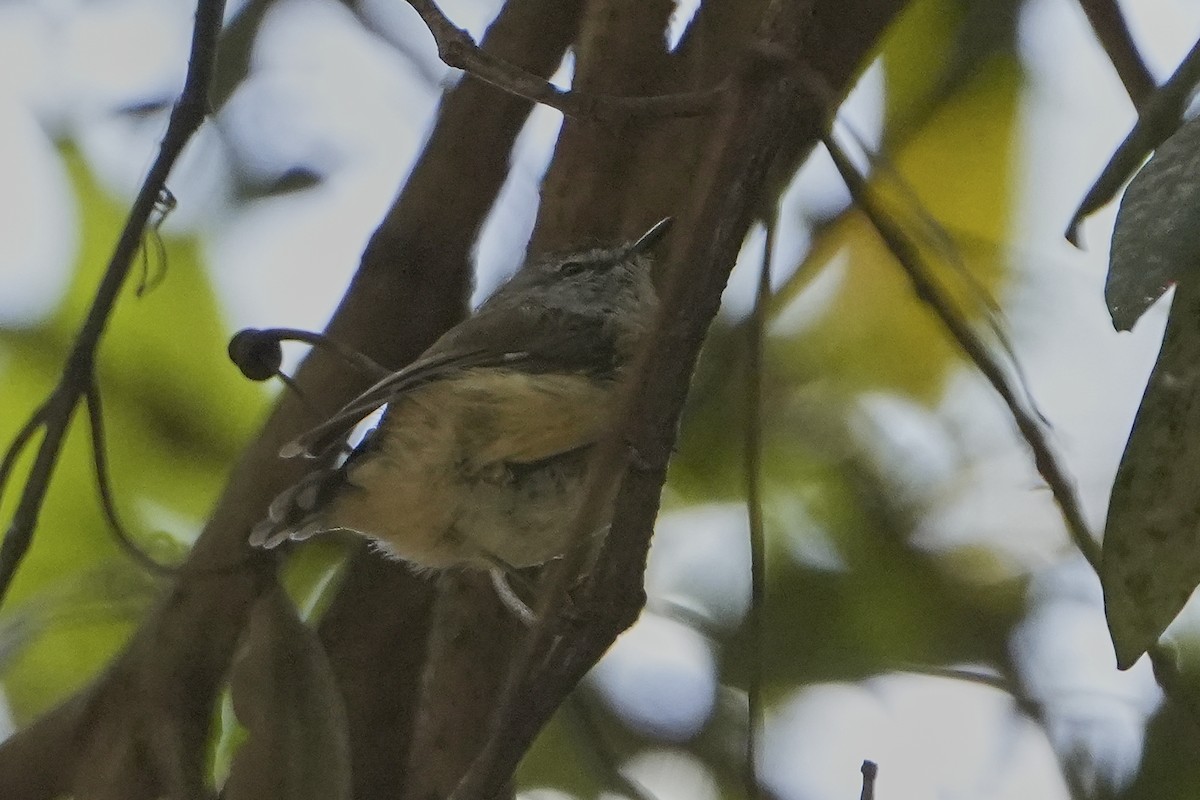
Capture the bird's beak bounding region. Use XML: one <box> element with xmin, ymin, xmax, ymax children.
<box><xmin>626</xmin><ymin>217</ymin><xmax>674</xmax><ymax>257</ymax></box>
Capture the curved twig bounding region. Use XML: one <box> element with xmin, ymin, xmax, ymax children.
<box><xmin>0</xmin><ymin>403</ymin><xmax>51</xmax><ymax>506</ymax></box>
<box><xmin>742</xmin><ymin>209</ymin><xmax>773</xmax><ymax>800</ymax></box>
<box><xmin>251</xmin><ymin>327</ymin><xmax>393</xmax><ymax>380</ymax></box>
<box><xmin>82</xmin><ymin>382</ymin><xmax>178</xmax><ymax>576</ymax></box>
<box><xmin>134</xmin><ymin>188</ymin><xmax>176</xmax><ymax>297</ymax></box>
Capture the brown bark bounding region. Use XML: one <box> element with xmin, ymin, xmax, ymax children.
<box><xmin>530</xmin><ymin>0</ymin><xmax>677</xmax><ymax>254</ymax></box>
<box><xmin>449</xmin><ymin>0</ymin><xmax>910</xmax><ymax>795</ymax></box>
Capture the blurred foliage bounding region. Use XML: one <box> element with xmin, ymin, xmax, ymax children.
<box><xmin>0</xmin><ymin>149</ymin><xmax>268</xmax><ymax>722</ymax></box>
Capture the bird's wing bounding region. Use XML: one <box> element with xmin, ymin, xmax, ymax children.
<box><xmin>282</xmin><ymin>347</ymin><xmax>532</xmax><ymax>459</ymax></box>
<box><xmin>283</xmin><ymin>294</ymin><xmax>619</xmax><ymax>460</ymax></box>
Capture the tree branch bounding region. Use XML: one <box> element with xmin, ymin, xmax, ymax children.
<box><xmin>451</xmin><ymin>0</ymin><xmax>909</xmax><ymax>794</ymax></box>
<box><xmin>1076</xmin><ymin>0</ymin><xmax>1156</xmax><ymax>106</ymax></box>
<box><xmin>401</xmin><ymin>572</ymin><xmax>522</xmax><ymax>800</ymax></box>
<box><xmin>0</xmin><ymin>0</ymin><xmax>226</xmax><ymax>609</ymax></box>
<box><xmin>825</xmin><ymin>116</ymin><xmax>1200</xmax><ymax>725</ymax></box>
<box><xmin>403</xmin><ymin>0</ymin><xmax>725</xmax><ymax>122</ymax></box>
<box><xmin>529</xmin><ymin>0</ymin><xmax>678</xmax><ymax>253</ymax></box>
<box><xmin>822</xmin><ymin>130</ymin><xmax>1102</xmax><ymax>570</ymax></box>
<box><xmin>621</xmin><ymin>0</ymin><xmax>770</xmax><ymax>237</ymax></box>
<box><xmin>316</xmin><ymin>549</ymin><xmax>436</xmax><ymax>800</ymax></box>
<box><xmin>1067</xmin><ymin>35</ymin><xmax>1200</xmax><ymax>243</ymax></box>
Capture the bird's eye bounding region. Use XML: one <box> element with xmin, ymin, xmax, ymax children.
<box><xmin>555</xmin><ymin>260</ymin><xmax>588</xmax><ymax>276</ymax></box>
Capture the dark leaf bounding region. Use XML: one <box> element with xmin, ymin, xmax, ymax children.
<box><xmin>1102</xmin><ymin>280</ymin><xmax>1200</xmax><ymax>668</ymax></box>
<box><xmin>224</xmin><ymin>585</ymin><xmax>351</xmax><ymax>800</ymax></box>
<box><xmin>1067</xmin><ymin>36</ymin><xmax>1200</xmax><ymax>245</ymax></box>
<box><xmin>1107</xmin><ymin>115</ymin><xmax>1200</xmax><ymax>331</ymax></box>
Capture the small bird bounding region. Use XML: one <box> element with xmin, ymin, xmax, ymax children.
<box><xmin>249</xmin><ymin>219</ymin><xmax>670</xmax><ymax>573</ymax></box>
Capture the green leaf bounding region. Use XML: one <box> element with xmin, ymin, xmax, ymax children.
<box><xmin>52</xmin><ymin>148</ymin><xmax>266</xmax><ymax>452</ymax></box>
<box><xmin>0</xmin><ymin>148</ymin><xmax>264</xmax><ymax>716</ymax></box>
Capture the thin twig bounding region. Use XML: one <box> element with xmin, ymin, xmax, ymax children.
<box><xmin>859</xmin><ymin>761</ymin><xmax>877</xmax><ymax>800</ymax></box>
<box><xmin>0</xmin><ymin>0</ymin><xmax>225</xmax><ymax>608</ymax></box>
<box><xmin>0</xmin><ymin>404</ymin><xmax>50</xmax><ymax>504</ymax></box>
<box><xmin>898</xmin><ymin>663</ymin><xmax>1010</xmax><ymax>692</ymax></box>
<box><xmin>835</xmin><ymin>120</ymin><xmax>1050</xmax><ymax>428</ymax></box>
<box><xmin>565</xmin><ymin>694</ymin><xmax>661</xmax><ymax>800</ymax></box>
<box><xmin>827</xmin><ymin>101</ymin><xmax>1200</xmax><ymax>729</ymax></box>
<box><xmin>1075</xmin><ymin>0</ymin><xmax>1156</xmax><ymax>106</ymax></box>
<box><xmin>83</xmin><ymin>383</ymin><xmax>177</xmax><ymax>576</ymax></box>
<box><xmin>893</xmin><ymin>663</ymin><xmax>1044</xmax><ymax>720</ymax></box>
<box><xmin>1066</xmin><ymin>34</ymin><xmax>1200</xmax><ymax>244</ymax></box>
<box><xmin>0</xmin><ymin>397</ymin><xmax>78</xmax><ymax>606</ymax></box>
<box><xmin>822</xmin><ymin>133</ymin><xmax>1102</xmax><ymax>570</ymax></box>
<box><xmin>742</xmin><ymin>212</ymin><xmax>774</xmax><ymax>800</ymax></box>
<box><xmin>255</xmin><ymin>327</ymin><xmax>393</xmax><ymax>380</ymax></box>
<box><xmin>404</xmin><ymin>0</ymin><xmax>726</xmax><ymax>121</ymax></box>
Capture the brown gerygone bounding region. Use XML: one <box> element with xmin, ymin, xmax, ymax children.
<box><xmin>249</xmin><ymin>218</ymin><xmax>670</xmax><ymax>572</ymax></box>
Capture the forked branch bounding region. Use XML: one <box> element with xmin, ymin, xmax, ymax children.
<box><xmin>403</xmin><ymin>0</ymin><xmax>726</xmax><ymax>121</ymax></box>
<box><xmin>1067</xmin><ymin>34</ymin><xmax>1200</xmax><ymax>243</ymax></box>
<box><xmin>0</xmin><ymin>0</ymin><xmax>226</xmax><ymax>606</ymax></box>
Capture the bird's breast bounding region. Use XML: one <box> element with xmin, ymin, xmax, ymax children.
<box><xmin>324</xmin><ymin>369</ymin><xmax>617</xmax><ymax>569</ymax></box>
